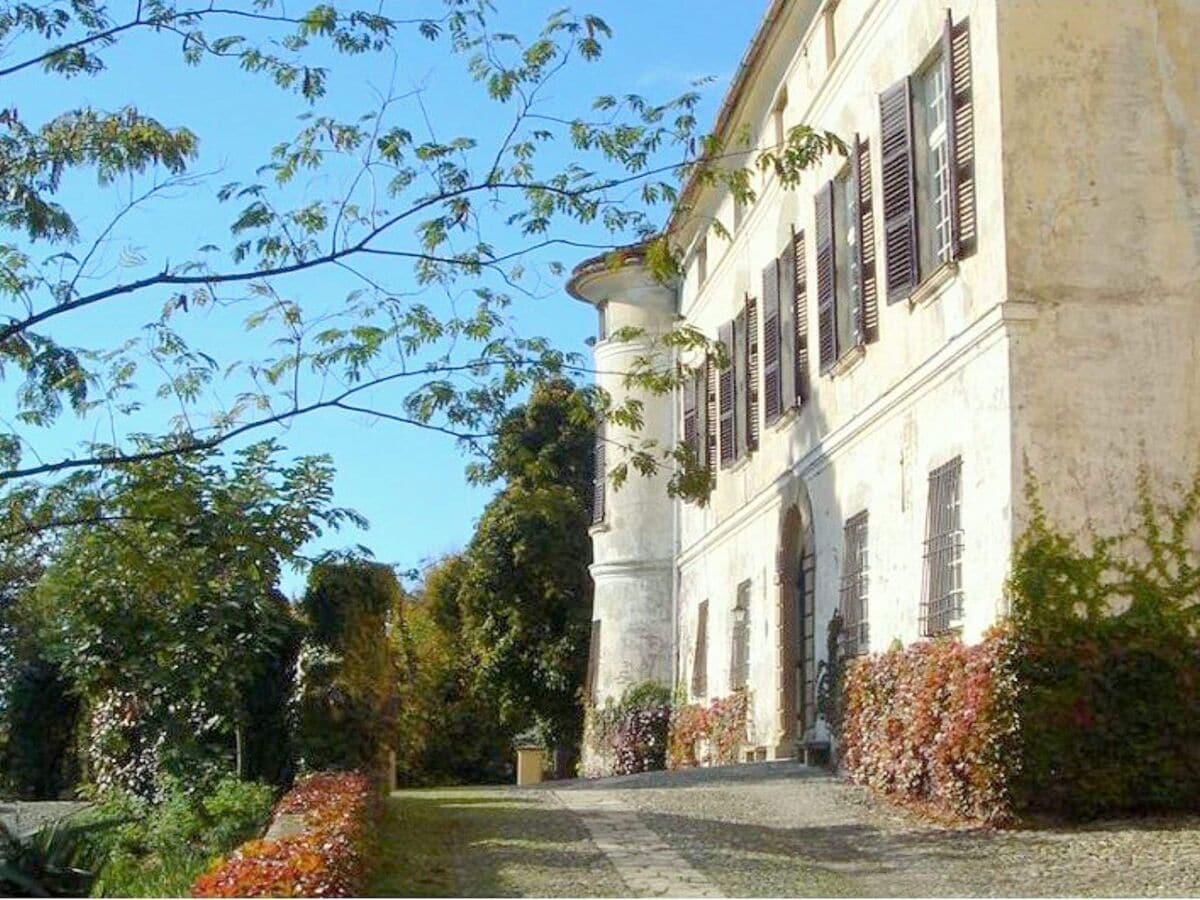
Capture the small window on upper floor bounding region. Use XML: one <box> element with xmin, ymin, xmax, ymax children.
<box><xmin>695</xmin><ymin>235</ymin><xmax>708</xmax><ymax>286</ymax></box>
<box><xmin>733</xmin><ymin>195</ymin><xmax>746</xmax><ymax>233</ymax></box>
<box><xmin>823</xmin><ymin>1</ymin><xmax>838</xmax><ymax>68</ymax></box>
<box><xmin>772</xmin><ymin>88</ymin><xmax>788</xmax><ymax>151</ymax></box>
<box><xmin>596</xmin><ymin>301</ymin><xmax>607</xmax><ymax>342</ymax></box>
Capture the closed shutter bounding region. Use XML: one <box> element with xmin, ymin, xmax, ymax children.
<box><xmin>815</xmin><ymin>181</ymin><xmax>837</xmax><ymax>372</ymax></box>
<box><xmin>745</xmin><ymin>296</ymin><xmax>760</xmax><ymax>452</ymax></box>
<box><xmin>705</xmin><ymin>358</ymin><xmax>718</xmax><ymax>474</ymax></box>
<box><xmin>856</xmin><ymin>136</ymin><xmax>879</xmax><ymax>343</ymax></box>
<box><xmin>779</xmin><ymin>239</ymin><xmax>797</xmax><ymax>411</ymax></box>
<box><xmin>762</xmin><ymin>260</ymin><xmax>782</xmax><ymax>425</ymax></box>
<box><xmin>949</xmin><ymin>14</ymin><xmax>976</xmax><ymax>254</ymax></box>
<box><xmin>691</xmin><ymin>600</ymin><xmax>708</xmax><ymax>698</ymax></box>
<box><xmin>733</xmin><ymin>308</ymin><xmax>748</xmax><ymax>460</ymax></box>
<box><xmin>879</xmin><ymin>76</ymin><xmax>919</xmax><ymax>300</ymax></box>
<box><xmin>590</xmin><ymin>429</ymin><xmax>606</xmax><ymax>525</ymax></box>
<box><xmin>584</xmin><ymin>619</ymin><xmax>601</xmax><ymax>704</ymax></box>
<box><xmin>792</xmin><ymin>228</ymin><xmax>811</xmax><ymax>404</ymax></box>
<box><xmin>718</xmin><ymin>322</ymin><xmax>736</xmax><ymax>466</ymax></box>
<box><xmin>693</xmin><ymin>366</ymin><xmax>707</xmax><ymax>470</ymax></box>
<box><xmin>682</xmin><ymin>370</ymin><xmax>698</xmax><ymax>454</ymax></box>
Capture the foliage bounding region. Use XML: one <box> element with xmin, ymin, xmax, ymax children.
<box><xmin>666</xmin><ymin>691</ymin><xmax>748</xmax><ymax>770</ymax></box>
<box><xmin>582</xmin><ymin>681</ymin><xmax>671</xmax><ymax>777</ymax></box>
<box><xmin>840</xmin><ymin>631</ymin><xmax>1022</xmax><ymax>824</ymax></box>
<box><xmin>292</xmin><ymin>560</ymin><xmax>402</xmax><ymax>776</ymax></box>
<box><xmin>0</xmin><ymin>653</ymin><xmax>80</xmax><ymax>799</ymax></box>
<box><xmin>393</xmin><ymin>556</ymin><xmax>512</xmax><ymax>786</ymax></box>
<box><xmin>0</xmin><ymin>819</ymin><xmax>99</xmax><ymax>897</ymax></box>
<box><xmin>815</xmin><ymin>611</ymin><xmax>847</xmax><ymax>744</ymax></box>
<box><xmin>1005</xmin><ymin>471</ymin><xmax>1200</xmax><ymax>819</ymax></box>
<box><xmin>240</xmin><ymin>593</ymin><xmax>304</xmax><ymax>787</ymax></box>
<box><xmin>18</xmin><ymin>442</ymin><xmax>345</xmax><ymax>799</ymax></box>
<box><xmin>192</xmin><ymin>772</ymin><xmax>377</xmax><ymax>898</ymax></box>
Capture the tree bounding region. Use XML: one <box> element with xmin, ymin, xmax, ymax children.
<box><xmin>457</xmin><ymin>379</ymin><xmax>596</xmax><ymax>757</ymax></box>
<box><xmin>0</xmin><ymin>0</ymin><xmax>843</xmax><ymax>542</ymax></box>
<box><xmin>22</xmin><ymin>441</ymin><xmax>355</xmax><ymax>797</ymax></box>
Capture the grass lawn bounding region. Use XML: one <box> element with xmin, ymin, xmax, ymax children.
<box><xmin>365</xmin><ymin>786</ymin><xmax>624</xmax><ymax>898</ymax></box>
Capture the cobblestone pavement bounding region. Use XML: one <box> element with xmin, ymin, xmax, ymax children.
<box><xmin>374</xmin><ymin>765</ymin><xmax>1200</xmax><ymax>897</ymax></box>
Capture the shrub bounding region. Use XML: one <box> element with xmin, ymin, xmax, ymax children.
<box><xmin>192</xmin><ymin>772</ymin><xmax>378</xmax><ymax>898</ymax></box>
<box><xmin>667</xmin><ymin>692</ymin><xmax>748</xmax><ymax>769</ymax></box>
<box><xmin>583</xmin><ymin>682</ymin><xmax>671</xmax><ymax>777</ymax></box>
<box><xmin>840</xmin><ymin>630</ymin><xmax>1021</xmax><ymax>824</ymax></box>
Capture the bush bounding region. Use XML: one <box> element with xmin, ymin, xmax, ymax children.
<box><xmin>192</xmin><ymin>772</ymin><xmax>378</xmax><ymax>898</ymax></box>
<box><xmin>667</xmin><ymin>692</ymin><xmax>748</xmax><ymax>769</ymax></box>
<box><xmin>840</xmin><ymin>631</ymin><xmax>1021</xmax><ymax>824</ymax></box>
<box><xmin>583</xmin><ymin>682</ymin><xmax>671</xmax><ymax>777</ymax></box>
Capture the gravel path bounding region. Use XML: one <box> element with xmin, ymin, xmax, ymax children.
<box><xmin>372</xmin><ymin>764</ymin><xmax>1200</xmax><ymax>897</ymax></box>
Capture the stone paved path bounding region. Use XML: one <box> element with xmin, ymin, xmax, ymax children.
<box><xmin>553</xmin><ymin>790</ymin><xmax>723</xmax><ymax>898</ymax></box>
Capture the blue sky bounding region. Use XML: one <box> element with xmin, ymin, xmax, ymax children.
<box><xmin>9</xmin><ymin>2</ymin><xmax>765</xmax><ymax>594</ymax></box>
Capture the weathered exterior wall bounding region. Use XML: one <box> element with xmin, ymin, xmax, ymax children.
<box><xmin>996</xmin><ymin>0</ymin><xmax>1200</xmax><ymax>537</ymax></box>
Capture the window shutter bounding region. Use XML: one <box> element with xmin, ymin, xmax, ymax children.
<box><xmin>848</xmin><ymin>135</ymin><xmax>865</xmax><ymax>347</ymax></box>
<box><xmin>856</xmin><ymin>136</ymin><xmax>879</xmax><ymax>343</ymax></box>
<box><xmin>942</xmin><ymin>13</ymin><xmax>961</xmax><ymax>262</ymax></box>
<box><xmin>879</xmin><ymin>77</ymin><xmax>919</xmax><ymax>301</ymax></box>
<box><xmin>815</xmin><ymin>181</ymin><xmax>837</xmax><ymax>372</ymax></box>
<box><xmin>590</xmin><ymin>429</ymin><xmax>606</xmax><ymax>525</ymax></box>
<box><xmin>705</xmin><ymin>358</ymin><xmax>718</xmax><ymax>474</ymax></box>
<box><xmin>584</xmin><ymin>619</ymin><xmax>601</xmax><ymax>704</ymax></box>
<box><xmin>779</xmin><ymin>240</ymin><xmax>797</xmax><ymax>412</ymax></box>
<box><xmin>949</xmin><ymin>15</ymin><xmax>976</xmax><ymax>254</ymax></box>
<box><xmin>792</xmin><ymin>228</ymin><xmax>811</xmax><ymax>404</ymax></box>
<box><xmin>733</xmin><ymin>308</ymin><xmax>748</xmax><ymax>459</ymax></box>
<box><xmin>745</xmin><ymin>296</ymin><xmax>760</xmax><ymax>452</ymax></box>
<box><xmin>718</xmin><ymin>322</ymin><xmax>736</xmax><ymax>467</ymax></box>
<box><xmin>682</xmin><ymin>369</ymin><xmax>698</xmax><ymax>454</ymax></box>
<box><xmin>762</xmin><ymin>261</ymin><xmax>782</xmax><ymax>425</ymax></box>
<box><xmin>691</xmin><ymin>600</ymin><xmax>708</xmax><ymax>698</ymax></box>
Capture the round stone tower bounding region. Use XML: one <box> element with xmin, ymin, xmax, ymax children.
<box><xmin>567</xmin><ymin>245</ymin><xmax>677</xmax><ymax>707</ymax></box>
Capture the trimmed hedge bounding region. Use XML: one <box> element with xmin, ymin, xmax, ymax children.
<box><xmin>191</xmin><ymin>772</ymin><xmax>378</xmax><ymax>897</ymax></box>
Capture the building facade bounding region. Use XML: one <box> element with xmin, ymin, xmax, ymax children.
<box><xmin>568</xmin><ymin>0</ymin><xmax>1200</xmax><ymax>762</ymax></box>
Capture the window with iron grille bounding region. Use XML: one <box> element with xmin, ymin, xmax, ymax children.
<box><xmin>590</xmin><ymin>428</ymin><xmax>606</xmax><ymax>526</ymax></box>
<box><xmin>921</xmin><ymin>457</ymin><xmax>963</xmax><ymax>635</ymax></box>
<box><xmin>730</xmin><ymin>580</ymin><xmax>751</xmax><ymax>691</ymax></box>
<box><xmin>691</xmin><ymin>600</ymin><xmax>708</xmax><ymax>699</ymax></box>
<box><xmin>838</xmin><ymin>511</ymin><xmax>869</xmax><ymax>657</ymax></box>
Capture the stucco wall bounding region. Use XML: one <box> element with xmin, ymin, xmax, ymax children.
<box><xmin>996</xmin><ymin>0</ymin><xmax>1200</xmax><ymax>537</ymax></box>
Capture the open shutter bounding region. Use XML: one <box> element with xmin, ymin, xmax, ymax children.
<box><xmin>779</xmin><ymin>240</ymin><xmax>797</xmax><ymax>412</ymax></box>
<box><xmin>815</xmin><ymin>182</ymin><xmax>837</xmax><ymax>372</ymax></box>
<box><xmin>848</xmin><ymin>135</ymin><xmax>865</xmax><ymax>347</ymax></box>
<box><xmin>691</xmin><ymin>600</ymin><xmax>708</xmax><ymax>698</ymax></box>
<box><xmin>590</xmin><ymin>429</ymin><xmax>606</xmax><ymax>525</ymax></box>
<box><xmin>879</xmin><ymin>77</ymin><xmax>919</xmax><ymax>301</ymax></box>
<box><xmin>682</xmin><ymin>369</ymin><xmax>698</xmax><ymax>455</ymax></box>
<box><xmin>718</xmin><ymin>322</ymin><xmax>736</xmax><ymax>467</ymax></box>
<box><xmin>949</xmin><ymin>14</ymin><xmax>976</xmax><ymax>254</ymax></box>
<box><xmin>762</xmin><ymin>261</ymin><xmax>782</xmax><ymax>425</ymax></box>
<box><xmin>733</xmin><ymin>308</ymin><xmax>748</xmax><ymax>459</ymax></box>
<box><xmin>745</xmin><ymin>296</ymin><xmax>760</xmax><ymax>452</ymax></box>
<box><xmin>857</xmin><ymin>136</ymin><xmax>879</xmax><ymax>343</ymax></box>
<box><xmin>792</xmin><ymin>228</ymin><xmax>811</xmax><ymax>404</ymax></box>
<box><xmin>942</xmin><ymin>12</ymin><xmax>961</xmax><ymax>262</ymax></box>
<box><xmin>705</xmin><ymin>358</ymin><xmax>718</xmax><ymax>474</ymax></box>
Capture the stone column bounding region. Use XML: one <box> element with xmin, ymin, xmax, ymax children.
<box><xmin>568</xmin><ymin>246</ymin><xmax>677</xmax><ymax>707</ymax></box>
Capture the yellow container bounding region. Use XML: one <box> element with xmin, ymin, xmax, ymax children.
<box><xmin>515</xmin><ymin>747</ymin><xmax>545</xmax><ymax>786</ymax></box>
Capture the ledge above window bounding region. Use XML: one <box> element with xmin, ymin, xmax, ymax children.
<box><xmin>908</xmin><ymin>261</ymin><xmax>959</xmax><ymax>309</ymax></box>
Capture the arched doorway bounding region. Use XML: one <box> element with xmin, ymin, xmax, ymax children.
<box><xmin>776</xmin><ymin>498</ymin><xmax>816</xmax><ymax>755</ymax></box>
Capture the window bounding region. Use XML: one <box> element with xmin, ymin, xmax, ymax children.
<box><xmin>922</xmin><ymin>457</ymin><xmax>964</xmax><ymax>635</ymax></box>
<box><xmin>590</xmin><ymin>428</ymin><xmax>606</xmax><ymax>525</ymax></box>
<box><xmin>832</xmin><ymin>168</ymin><xmax>859</xmax><ymax>358</ymax></box>
<box><xmin>733</xmin><ymin>196</ymin><xmax>746</xmax><ymax>232</ymax></box>
<box><xmin>839</xmin><ymin>512</ymin><xmax>869</xmax><ymax>657</ymax></box>
<box><xmin>596</xmin><ymin>301</ymin><xmax>607</xmax><ymax>342</ymax></box>
<box><xmin>584</xmin><ymin>619</ymin><xmax>601</xmax><ymax>705</ymax></box>
<box><xmin>731</xmin><ymin>581</ymin><xmax>751</xmax><ymax>691</ymax></box>
<box><xmin>745</xmin><ymin>295</ymin><xmax>760</xmax><ymax>451</ymax></box>
<box><xmin>695</xmin><ymin>235</ymin><xmax>708</xmax><ymax>286</ymax></box>
<box><xmin>879</xmin><ymin>14</ymin><xmax>974</xmax><ymax>302</ymax></box>
<box><xmin>718</xmin><ymin>321</ymin><xmax>737</xmax><ymax>466</ymax></box>
<box><xmin>772</xmin><ymin>88</ymin><xmax>788</xmax><ymax>150</ymax></box>
<box><xmin>692</xmin><ymin>600</ymin><xmax>709</xmax><ymax>699</ymax></box>
<box><xmin>823</xmin><ymin>2</ymin><xmax>838</xmax><ymax>68</ymax></box>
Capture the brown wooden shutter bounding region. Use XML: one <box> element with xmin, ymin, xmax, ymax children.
<box><xmin>941</xmin><ymin>12</ymin><xmax>961</xmax><ymax>262</ymax></box>
<box><xmin>879</xmin><ymin>76</ymin><xmax>919</xmax><ymax>301</ymax></box>
<box><xmin>691</xmin><ymin>600</ymin><xmax>708</xmax><ymax>698</ymax></box>
<box><xmin>762</xmin><ymin>260</ymin><xmax>782</xmax><ymax>425</ymax></box>
<box><xmin>778</xmin><ymin>241</ymin><xmax>796</xmax><ymax>412</ymax></box>
<box><xmin>585</xmin><ymin>619</ymin><xmax>601</xmax><ymax>704</ymax></box>
<box><xmin>718</xmin><ymin>322</ymin><xmax>736</xmax><ymax>466</ymax></box>
<box><xmin>815</xmin><ymin>181</ymin><xmax>837</xmax><ymax>372</ymax></box>
<box><xmin>733</xmin><ymin>308</ymin><xmax>748</xmax><ymax>459</ymax></box>
<box><xmin>792</xmin><ymin>228</ymin><xmax>811</xmax><ymax>405</ymax></box>
<box><xmin>682</xmin><ymin>369</ymin><xmax>698</xmax><ymax>454</ymax></box>
<box><xmin>745</xmin><ymin>296</ymin><xmax>760</xmax><ymax>452</ymax></box>
<box><xmin>590</xmin><ymin>429</ymin><xmax>606</xmax><ymax>525</ymax></box>
<box><xmin>705</xmin><ymin>357</ymin><xmax>718</xmax><ymax>474</ymax></box>
<box><xmin>856</xmin><ymin>136</ymin><xmax>879</xmax><ymax>343</ymax></box>
<box><xmin>949</xmin><ymin>15</ymin><xmax>976</xmax><ymax>254</ymax></box>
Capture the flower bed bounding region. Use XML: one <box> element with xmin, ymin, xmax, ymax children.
<box><xmin>191</xmin><ymin>772</ymin><xmax>378</xmax><ymax>897</ymax></box>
